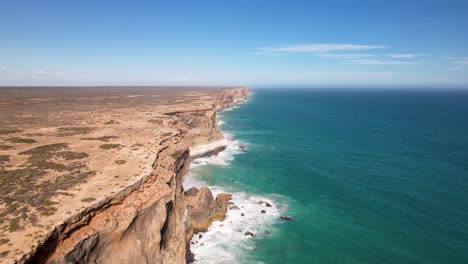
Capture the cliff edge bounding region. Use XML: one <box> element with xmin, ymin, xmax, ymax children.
<box><xmin>0</xmin><ymin>87</ymin><xmax>250</xmax><ymax>263</ymax></box>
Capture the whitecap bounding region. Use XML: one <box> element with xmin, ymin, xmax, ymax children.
<box><xmin>185</xmin><ymin>113</ymin><xmax>284</xmax><ymax>264</ymax></box>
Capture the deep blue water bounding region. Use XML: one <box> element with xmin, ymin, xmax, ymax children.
<box><xmin>194</xmin><ymin>89</ymin><xmax>468</xmax><ymax>263</ymax></box>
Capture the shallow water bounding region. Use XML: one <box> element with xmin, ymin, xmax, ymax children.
<box><xmin>185</xmin><ymin>89</ymin><xmax>468</xmax><ymax>264</ymax></box>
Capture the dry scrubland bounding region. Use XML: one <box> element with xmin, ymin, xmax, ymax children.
<box><xmin>0</xmin><ymin>86</ymin><xmax>249</xmax><ymax>263</ymax></box>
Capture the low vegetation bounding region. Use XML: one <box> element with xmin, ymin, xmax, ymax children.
<box><xmin>0</xmin><ymin>145</ymin><xmax>14</xmax><ymax>150</ymax></box>
<box><xmin>147</xmin><ymin>119</ymin><xmax>163</xmax><ymax>125</ymax></box>
<box><xmin>81</xmin><ymin>197</ymin><xmax>96</xmax><ymax>203</ymax></box>
<box><xmin>56</xmin><ymin>151</ymin><xmax>89</xmax><ymax>160</ymax></box>
<box><xmin>99</xmin><ymin>144</ymin><xmax>123</xmax><ymax>150</ymax></box>
<box><xmin>8</xmin><ymin>218</ymin><xmax>20</xmax><ymax>232</ymax></box>
<box><xmin>5</xmin><ymin>137</ymin><xmax>37</xmax><ymax>144</ymax></box>
<box><xmin>114</xmin><ymin>159</ymin><xmax>127</xmax><ymax>164</ymax></box>
<box><xmin>0</xmin><ymin>155</ymin><xmax>10</xmax><ymax>165</ymax></box>
<box><xmin>0</xmin><ymin>129</ymin><xmax>21</xmax><ymax>135</ymax></box>
<box><xmin>56</xmin><ymin>127</ymin><xmax>94</xmax><ymax>137</ymax></box>
<box><xmin>0</xmin><ymin>143</ymin><xmax>95</xmax><ymax>228</ymax></box>
<box><xmin>81</xmin><ymin>136</ymin><xmax>117</xmax><ymax>142</ymax></box>
<box><xmin>0</xmin><ymin>238</ymin><xmax>9</xmax><ymax>246</ymax></box>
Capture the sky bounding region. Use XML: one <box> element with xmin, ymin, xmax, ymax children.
<box><xmin>1</xmin><ymin>0</ymin><xmax>468</xmax><ymax>88</ymax></box>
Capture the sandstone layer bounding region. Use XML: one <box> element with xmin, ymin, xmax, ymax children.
<box><xmin>0</xmin><ymin>86</ymin><xmax>250</xmax><ymax>263</ymax></box>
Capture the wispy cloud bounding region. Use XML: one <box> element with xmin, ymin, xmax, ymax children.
<box><xmin>444</xmin><ymin>57</ymin><xmax>468</xmax><ymax>65</ymax></box>
<box><xmin>346</xmin><ymin>59</ymin><xmax>413</xmax><ymax>65</ymax></box>
<box><xmin>34</xmin><ymin>70</ymin><xmax>49</xmax><ymax>75</ymax></box>
<box><xmin>178</xmin><ymin>75</ymin><xmax>192</xmax><ymax>81</ymax></box>
<box><xmin>451</xmin><ymin>57</ymin><xmax>468</xmax><ymax>65</ymax></box>
<box><xmin>261</xmin><ymin>44</ymin><xmax>386</xmax><ymax>53</ymax></box>
<box><xmin>318</xmin><ymin>53</ymin><xmax>376</xmax><ymax>59</ymax></box>
<box><xmin>33</xmin><ymin>70</ymin><xmax>67</xmax><ymax>75</ymax></box>
<box><xmin>387</xmin><ymin>53</ymin><xmax>426</xmax><ymax>58</ymax></box>
<box><xmin>0</xmin><ymin>66</ymin><xmax>7</xmax><ymax>71</ymax></box>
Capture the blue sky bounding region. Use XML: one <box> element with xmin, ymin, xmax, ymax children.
<box><xmin>1</xmin><ymin>0</ymin><xmax>467</xmax><ymax>88</ymax></box>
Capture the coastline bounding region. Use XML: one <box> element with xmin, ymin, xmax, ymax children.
<box><xmin>184</xmin><ymin>92</ymin><xmax>284</xmax><ymax>264</ymax></box>
<box><xmin>0</xmin><ymin>87</ymin><xmax>251</xmax><ymax>264</ymax></box>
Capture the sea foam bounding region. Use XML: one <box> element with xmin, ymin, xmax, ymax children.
<box><xmin>184</xmin><ymin>117</ymin><xmax>283</xmax><ymax>264</ymax></box>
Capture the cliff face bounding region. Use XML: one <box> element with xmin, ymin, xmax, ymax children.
<box><xmin>15</xmin><ymin>87</ymin><xmax>250</xmax><ymax>264</ymax></box>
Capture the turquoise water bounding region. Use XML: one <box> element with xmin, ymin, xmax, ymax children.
<box><xmin>189</xmin><ymin>89</ymin><xmax>468</xmax><ymax>264</ymax></box>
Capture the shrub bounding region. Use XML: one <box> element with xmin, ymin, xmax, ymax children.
<box><xmin>99</xmin><ymin>144</ymin><xmax>122</xmax><ymax>150</ymax></box>
<box><xmin>8</xmin><ymin>218</ymin><xmax>20</xmax><ymax>232</ymax></box>
<box><xmin>81</xmin><ymin>136</ymin><xmax>117</xmax><ymax>142</ymax></box>
<box><xmin>0</xmin><ymin>129</ymin><xmax>21</xmax><ymax>135</ymax></box>
<box><xmin>81</xmin><ymin>197</ymin><xmax>96</xmax><ymax>202</ymax></box>
<box><xmin>5</xmin><ymin>137</ymin><xmax>37</xmax><ymax>144</ymax></box>
<box><xmin>56</xmin><ymin>127</ymin><xmax>93</xmax><ymax>136</ymax></box>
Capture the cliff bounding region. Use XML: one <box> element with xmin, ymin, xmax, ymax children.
<box><xmin>0</xmin><ymin>87</ymin><xmax>250</xmax><ymax>264</ymax></box>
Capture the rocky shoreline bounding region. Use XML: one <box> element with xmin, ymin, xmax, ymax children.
<box><xmin>0</xmin><ymin>87</ymin><xmax>250</xmax><ymax>264</ymax></box>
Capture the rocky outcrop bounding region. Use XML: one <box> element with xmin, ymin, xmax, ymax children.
<box><xmin>15</xmin><ymin>87</ymin><xmax>250</xmax><ymax>264</ymax></box>
<box><xmin>184</xmin><ymin>187</ymin><xmax>232</xmax><ymax>236</ymax></box>
<box><xmin>24</xmin><ymin>139</ymin><xmax>190</xmax><ymax>264</ymax></box>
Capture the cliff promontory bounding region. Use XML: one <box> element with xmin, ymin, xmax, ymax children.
<box><xmin>0</xmin><ymin>86</ymin><xmax>249</xmax><ymax>263</ymax></box>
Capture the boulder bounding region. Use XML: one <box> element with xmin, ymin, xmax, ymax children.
<box><xmin>185</xmin><ymin>187</ymin><xmax>199</xmax><ymax>196</ymax></box>
<box><xmin>185</xmin><ymin>187</ymin><xmax>232</xmax><ymax>234</ymax></box>
<box><xmin>244</xmin><ymin>231</ymin><xmax>255</xmax><ymax>237</ymax></box>
<box><xmin>280</xmin><ymin>216</ymin><xmax>293</xmax><ymax>221</ymax></box>
<box><xmin>261</xmin><ymin>210</ymin><xmax>266</xmax><ymax>214</ymax></box>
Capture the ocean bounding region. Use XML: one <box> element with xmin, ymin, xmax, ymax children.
<box><xmin>184</xmin><ymin>89</ymin><xmax>468</xmax><ymax>264</ymax></box>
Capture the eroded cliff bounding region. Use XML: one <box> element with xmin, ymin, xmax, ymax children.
<box><xmin>0</xmin><ymin>87</ymin><xmax>249</xmax><ymax>264</ymax></box>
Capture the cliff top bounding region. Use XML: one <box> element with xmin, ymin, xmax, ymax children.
<box><xmin>0</xmin><ymin>86</ymin><xmax>249</xmax><ymax>262</ymax></box>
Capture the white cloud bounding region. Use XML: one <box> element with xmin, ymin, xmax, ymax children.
<box><xmin>0</xmin><ymin>66</ymin><xmax>6</xmax><ymax>70</ymax></box>
<box><xmin>453</xmin><ymin>57</ymin><xmax>468</xmax><ymax>65</ymax></box>
<box><xmin>34</xmin><ymin>70</ymin><xmax>49</xmax><ymax>74</ymax></box>
<box><xmin>285</xmin><ymin>71</ymin><xmax>395</xmax><ymax>79</ymax></box>
<box><xmin>444</xmin><ymin>57</ymin><xmax>468</xmax><ymax>65</ymax></box>
<box><xmin>178</xmin><ymin>75</ymin><xmax>191</xmax><ymax>81</ymax></box>
<box><xmin>387</xmin><ymin>53</ymin><xmax>426</xmax><ymax>58</ymax></box>
<box><xmin>346</xmin><ymin>59</ymin><xmax>413</xmax><ymax>65</ymax></box>
<box><xmin>387</xmin><ymin>54</ymin><xmax>417</xmax><ymax>58</ymax></box>
<box><xmin>261</xmin><ymin>44</ymin><xmax>386</xmax><ymax>53</ymax></box>
<box><xmin>318</xmin><ymin>53</ymin><xmax>376</xmax><ymax>59</ymax></box>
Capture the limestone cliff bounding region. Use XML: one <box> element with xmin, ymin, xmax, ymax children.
<box><xmin>10</xmin><ymin>87</ymin><xmax>250</xmax><ymax>264</ymax></box>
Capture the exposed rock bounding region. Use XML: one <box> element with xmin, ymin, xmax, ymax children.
<box><xmin>229</xmin><ymin>205</ymin><xmax>240</xmax><ymax>210</ymax></box>
<box><xmin>265</xmin><ymin>202</ymin><xmax>272</xmax><ymax>207</ymax></box>
<box><xmin>280</xmin><ymin>216</ymin><xmax>293</xmax><ymax>221</ymax></box>
<box><xmin>185</xmin><ymin>187</ymin><xmax>199</xmax><ymax>196</ymax></box>
<box><xmin>4</xmin><ymin>87</ymin><xmax>250</xmax><ymax>264</ymax></box>
<box><xmin>241</xmin><ymin>213</ymin><xmax>245</xmax><ymax>216</ymax></box>
<box><xmin>185</xmin><ymin>187</ymin><xmax>232</xmax><ymax>234</ymax></box>
<box><xmin>27</xmin><ymin>143</ymin><xmax>191</xmax><ymax>264</ymax></box>
<box><xmin>261</xmin><ymin>210</ymin><xmax>266</xmax><ymax>214</ymax></box>
<box><xmin>239</xmin><ymin>145</ymin><xmax>247</xmax><ymax>150</ymax></box>
<box><xmin>185</xmin><ymin>243</ymin><xmax>195</xmax><ymax>264</ymax></box>
<box><xmin>244</xmin><ymin>231</ymin><xmax>255</xmax><ymax>237</ymax></box>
